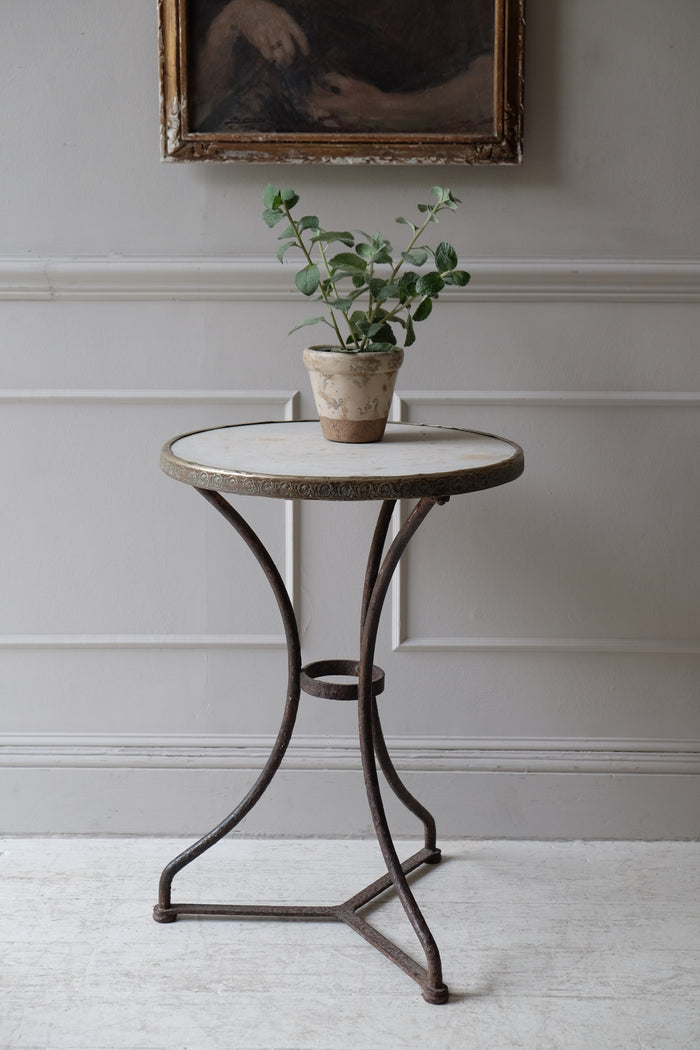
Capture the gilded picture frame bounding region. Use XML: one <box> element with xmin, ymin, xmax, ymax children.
<box><xmin>158</xmin><ymin>0</ymin><xmax>524</xmax><ymax>164</ymax></box>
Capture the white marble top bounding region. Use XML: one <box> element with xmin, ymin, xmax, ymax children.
<box><xmin>161</xmin><ymin>422</ymin><xmax>523</xmax><ymax>501</ymax></box>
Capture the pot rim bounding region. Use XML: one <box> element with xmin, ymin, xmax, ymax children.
<box><xmin>304</xmin><ymin>344</ymin><xmax>404</xmax><ymax>358</ymax></box>
<box><xmin>304</xmin><ymin>346</ymin><xmax>404</xmax><ymax>371</ymax></box>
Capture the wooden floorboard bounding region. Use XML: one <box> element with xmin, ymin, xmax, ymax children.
<box><xmin>1</xmin><ymin>838</ymin><xmax>699</xmax><ymax>1049</ymax></box>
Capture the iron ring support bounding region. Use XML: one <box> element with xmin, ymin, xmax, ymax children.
<box><xmin>154</xmin><ymin>488</ymin><xmax>302</xmax><ymax>920</ymax></box>
<box><xmin>358</xmin><ymin>495</ymin><xmax>449</xmax><ymax>1004</ymax></box>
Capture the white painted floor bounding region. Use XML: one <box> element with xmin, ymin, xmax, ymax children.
<box><xmin>1</xmin><ymin>838</ymin><xmax>699</xmax><ymax>1050</ymax></box>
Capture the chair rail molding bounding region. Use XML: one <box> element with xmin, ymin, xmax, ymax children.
<box><xmin>1</xmin><ymin>256</ymin><xmax>699</xmax><ymax>301</ymax></box>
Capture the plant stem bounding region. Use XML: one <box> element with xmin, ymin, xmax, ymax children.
<box><xmin>363</xmin><ymin>201</ymin><xmax>443</xmax><ymax>338</ymax></box>
<box><xmin>317</xmin><ymin>239</ymin><xmax>361</xmax><ymax>350</ymax></box>
<box><xmin>282</xmin><ymin>203</ymin><xmax>347</xmax><ymax>348</ymax></box>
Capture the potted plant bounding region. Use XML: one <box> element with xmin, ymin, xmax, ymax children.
<box><xmin>263</xmin><ymin>184</ymin><xmax>470</xmax><ymax>443</ymax></box>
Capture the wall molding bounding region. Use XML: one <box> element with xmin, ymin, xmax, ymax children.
<box><xmin>394</xmin><ymin>390</ymin><xmax>700</xmax><ymax>410</ymax></box>
<box><xmin>0</xmin><ymin>634</ymin><xmax>288</xmax><ymax>650</ymax></box>
<box><xmin>395</xmin><ymin>637</ymin><xmax>700</xmax><ymax>655</ymax></box>
<box><xmin>1</xmin><ymin>256</ymin><xmax>699</xmax><ymax>302</ymax></box>
<box><xmin>0</xmin><ymin>388</ymin><xmax>300</xmax><ymax>650</ymax></box>
<box><xmin>2</xmin><ymin>733</ymin><xmax>699</xmax><ymax>776</ymax></box>
<box><xmin>0</xmin><ymin>388</ymin><xmax>300</xmax><ymax>407</ymax></box>
<box><xmin>390</xmin><ymin>391</ymin><xmax>700</xmax><ymax>654</ymax></box>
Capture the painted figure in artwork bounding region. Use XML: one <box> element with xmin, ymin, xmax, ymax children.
<box><xmin>189</xmin><ymin>0</ymin><xmax>495</xmax><ymax>134</ymax></box>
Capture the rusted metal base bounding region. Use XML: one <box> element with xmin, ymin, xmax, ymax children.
<box><xmin>154</xmin><ymin>845</ymin><xmax>446</xmax><ymax>1003</ymax></box>
<box><xmin>154</xmin><ymin>491</ymin><xmax>450</xmax><ymax>1004</ymax></box>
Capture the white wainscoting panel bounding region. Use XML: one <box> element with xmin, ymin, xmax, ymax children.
<box><xmin>392</xmin><ymin>392</ymin><xmax>700</xmax><ymax>653</ymax></box>
<box><xmin>2</xmin><ymin>260</ymin><xmax>699</xmax><ymax>837</ymax></box>
<box><xmin>0</xmin><ymin>389</ymin><xmax>302</xmax><ymax>740</ymax></box>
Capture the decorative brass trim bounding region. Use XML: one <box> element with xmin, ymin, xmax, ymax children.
<box><xmin>160</xmin><ymin>421</ymin><xmax>525</xmax><ymax>501</ymax></box>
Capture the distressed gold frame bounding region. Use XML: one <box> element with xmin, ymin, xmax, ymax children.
<box><xmin>158</xmin><ymin>0</ymin><xmax>524</xmax><ymax>164</ymax></box>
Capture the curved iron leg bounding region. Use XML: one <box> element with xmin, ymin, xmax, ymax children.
<box><xmin>361</xmin><ymin>499</ymin><xmax>397</xmax><ymax>626</ymax></box>
<box><xmin>370</xmin><ymin>697</ymin><xmax>439</xmax><ymax>856</ymax></box>
<box><xmin>360</xmin><ymin>501</ymin><xmax>440</xmax><ymax>854</ymax></box>
<box><xmin>359</xmin><ymin>496</ymin><xmax>449</xmax><ymax>1003</ymax></box>
<box><xmin>154</xmin><ymin>488</ymin><xmax>301</xmax><ymax>922</ymax></box>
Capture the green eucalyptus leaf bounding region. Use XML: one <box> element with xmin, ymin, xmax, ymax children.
<box><xmin>276</xmin><ymin>241</ymin><xmax>296</xmax><ymax>262</ymax></box>
<box><xmin>298</xmin><ymin>215</ymin><xmax>320</xmax><ymax>231</ymax></box>
<box><xmin>415</xmin><ymin>272</ymin><xmax>445</xmax><ymax>297</ymax></box>
<box><xmin>435</xmin><ymin>242</ymin><xmax>458</xmax><ymax>272</ymax></box>
<box><xmin>367</xmin><ymin>341</ymin><xmax>397</xmax><ymax>353</ymax></box>
<box><xmin>311</xmin><ymin>230</ymin><xmax>355</xmax><ymax>246</ymax></box>
<box><xmin>329</xmin><ymin>252</ymin><xmax>367</xmax><ymax>272</ymax></box>
<box><xmin>295</xmin><ymin>263</ymin><xmax>319</xmax><ymax>296</ymax></box>
<box><xmin>289</xmin><ymin>315</ymin><xmax>329</xmax><ymax>334</ymax></box>
<box><xmin>443</xmin><ymin>270</ymin><xmax>470</xmax><ymax>286</ymax></box>
<box><xmin>368</xmin><ymin>277</ymin><xmax>387</xmax><ymax>298</ymax></box>
<box><xmin>367</xmin><ymin>322</ymin><xmax>396</xmax><ymax>344</ymax></box>
<box><xmin>372</xmin><ymin>247</ymin><xmax>393</xmax><ymax>265</ymax></box>
<box><xmin>404</xmin><ymin>316</ymin><xmax>416</xmax><ymax>346</ymax></box>
<box><xmin>401</xmin><ymin>249</ymin><xmax>429</xmax><ymax>267</ymax></box>
<box><xmin>398</xmin><ymin>271</ymin><xmax>419</xmax><ymax>298</ymax></box>
<box><xmin>355</xmin><ymin>242</ymin><xmax>373</xmax><ymax>260</ymax></box>
<box><xmin>395</xmin><ymin>216</ymin><xmax>417</xmax><ymax>232</ymax></box>
<box><xmin>349</xmin><ymin>311</ymin><xmax>370</xmax><ymax>333</ymax></box>
<box><xmin>263</xmin><ymin>184</ymin><xmax>281</xmax><ymax>209</ymax></box>
<box><xmin>375</xmin><ymin>283</ymin><xmax>400</xmax><ymax>301</ymax></box>
<box><xmin>413</xmin><ymin>297</ymin><xmax>433</xmax><ymax>322</ymax></box>
<box><xmin>280</xmin><ymin>188</ymin><xmax>299</xmax><ymax>208</ymax></box>
<box><xmin>328</xmin><ymin>298</ymin><xmax>355</xmax><ymax>312</ymax></box>
<box><xmin>263</xmin><ymin>208</ymin><xmax>286</xmax><ymax>228</ymax></box>
<box><xmin>277</xmin><ymin>224</ymin><xmax>296</xmax><ymax>240</ymax></box>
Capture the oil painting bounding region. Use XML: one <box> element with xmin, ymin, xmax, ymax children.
<box><xmin>159</xmin><ymin>0</ymin><xmax>524</xmax><ymax>163</ymax></box>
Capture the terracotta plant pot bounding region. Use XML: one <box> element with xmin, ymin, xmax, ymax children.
<box><xmin>303</xmin><ymin>346</ymin><xmax>404</xmax><ymax>443</ymax></box>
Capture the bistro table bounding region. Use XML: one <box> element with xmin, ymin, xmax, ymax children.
<box><xmin>153</xmin><ymin>420</ymin><xmax>524</xmax><ymax>1004</ymax></box>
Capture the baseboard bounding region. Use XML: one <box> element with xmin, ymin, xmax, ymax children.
<box><xmin>2</xmin><ymin>733</ymin><xmax>699</xmax><ymax>774</ymax></box>
<box><xmin>3</xmin><ymin>735</ymin><xmax>699</xmax><ymax>838</ymax></box>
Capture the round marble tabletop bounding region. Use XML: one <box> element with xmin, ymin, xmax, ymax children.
<box><xmin>161</xmin><ymin>421</ymin><xmax>524</xmax><ymax>501</ymax></box>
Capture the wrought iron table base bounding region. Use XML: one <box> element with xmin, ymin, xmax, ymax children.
<box><xmin>154</xmin><ymin>489</ymin><xmax>450</xmax><ymax>1004</ymax></box>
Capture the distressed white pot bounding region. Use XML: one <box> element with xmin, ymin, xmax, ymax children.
<box><xmin>303</xmin><ymin>346</ymin><xmax>404</xmax><ymax>443</ymax></box>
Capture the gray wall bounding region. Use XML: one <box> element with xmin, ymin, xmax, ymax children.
<box><xmin>1</xmin><ymin>1</ymin><xmax>699</xmax><ymax>837</ymax></box>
